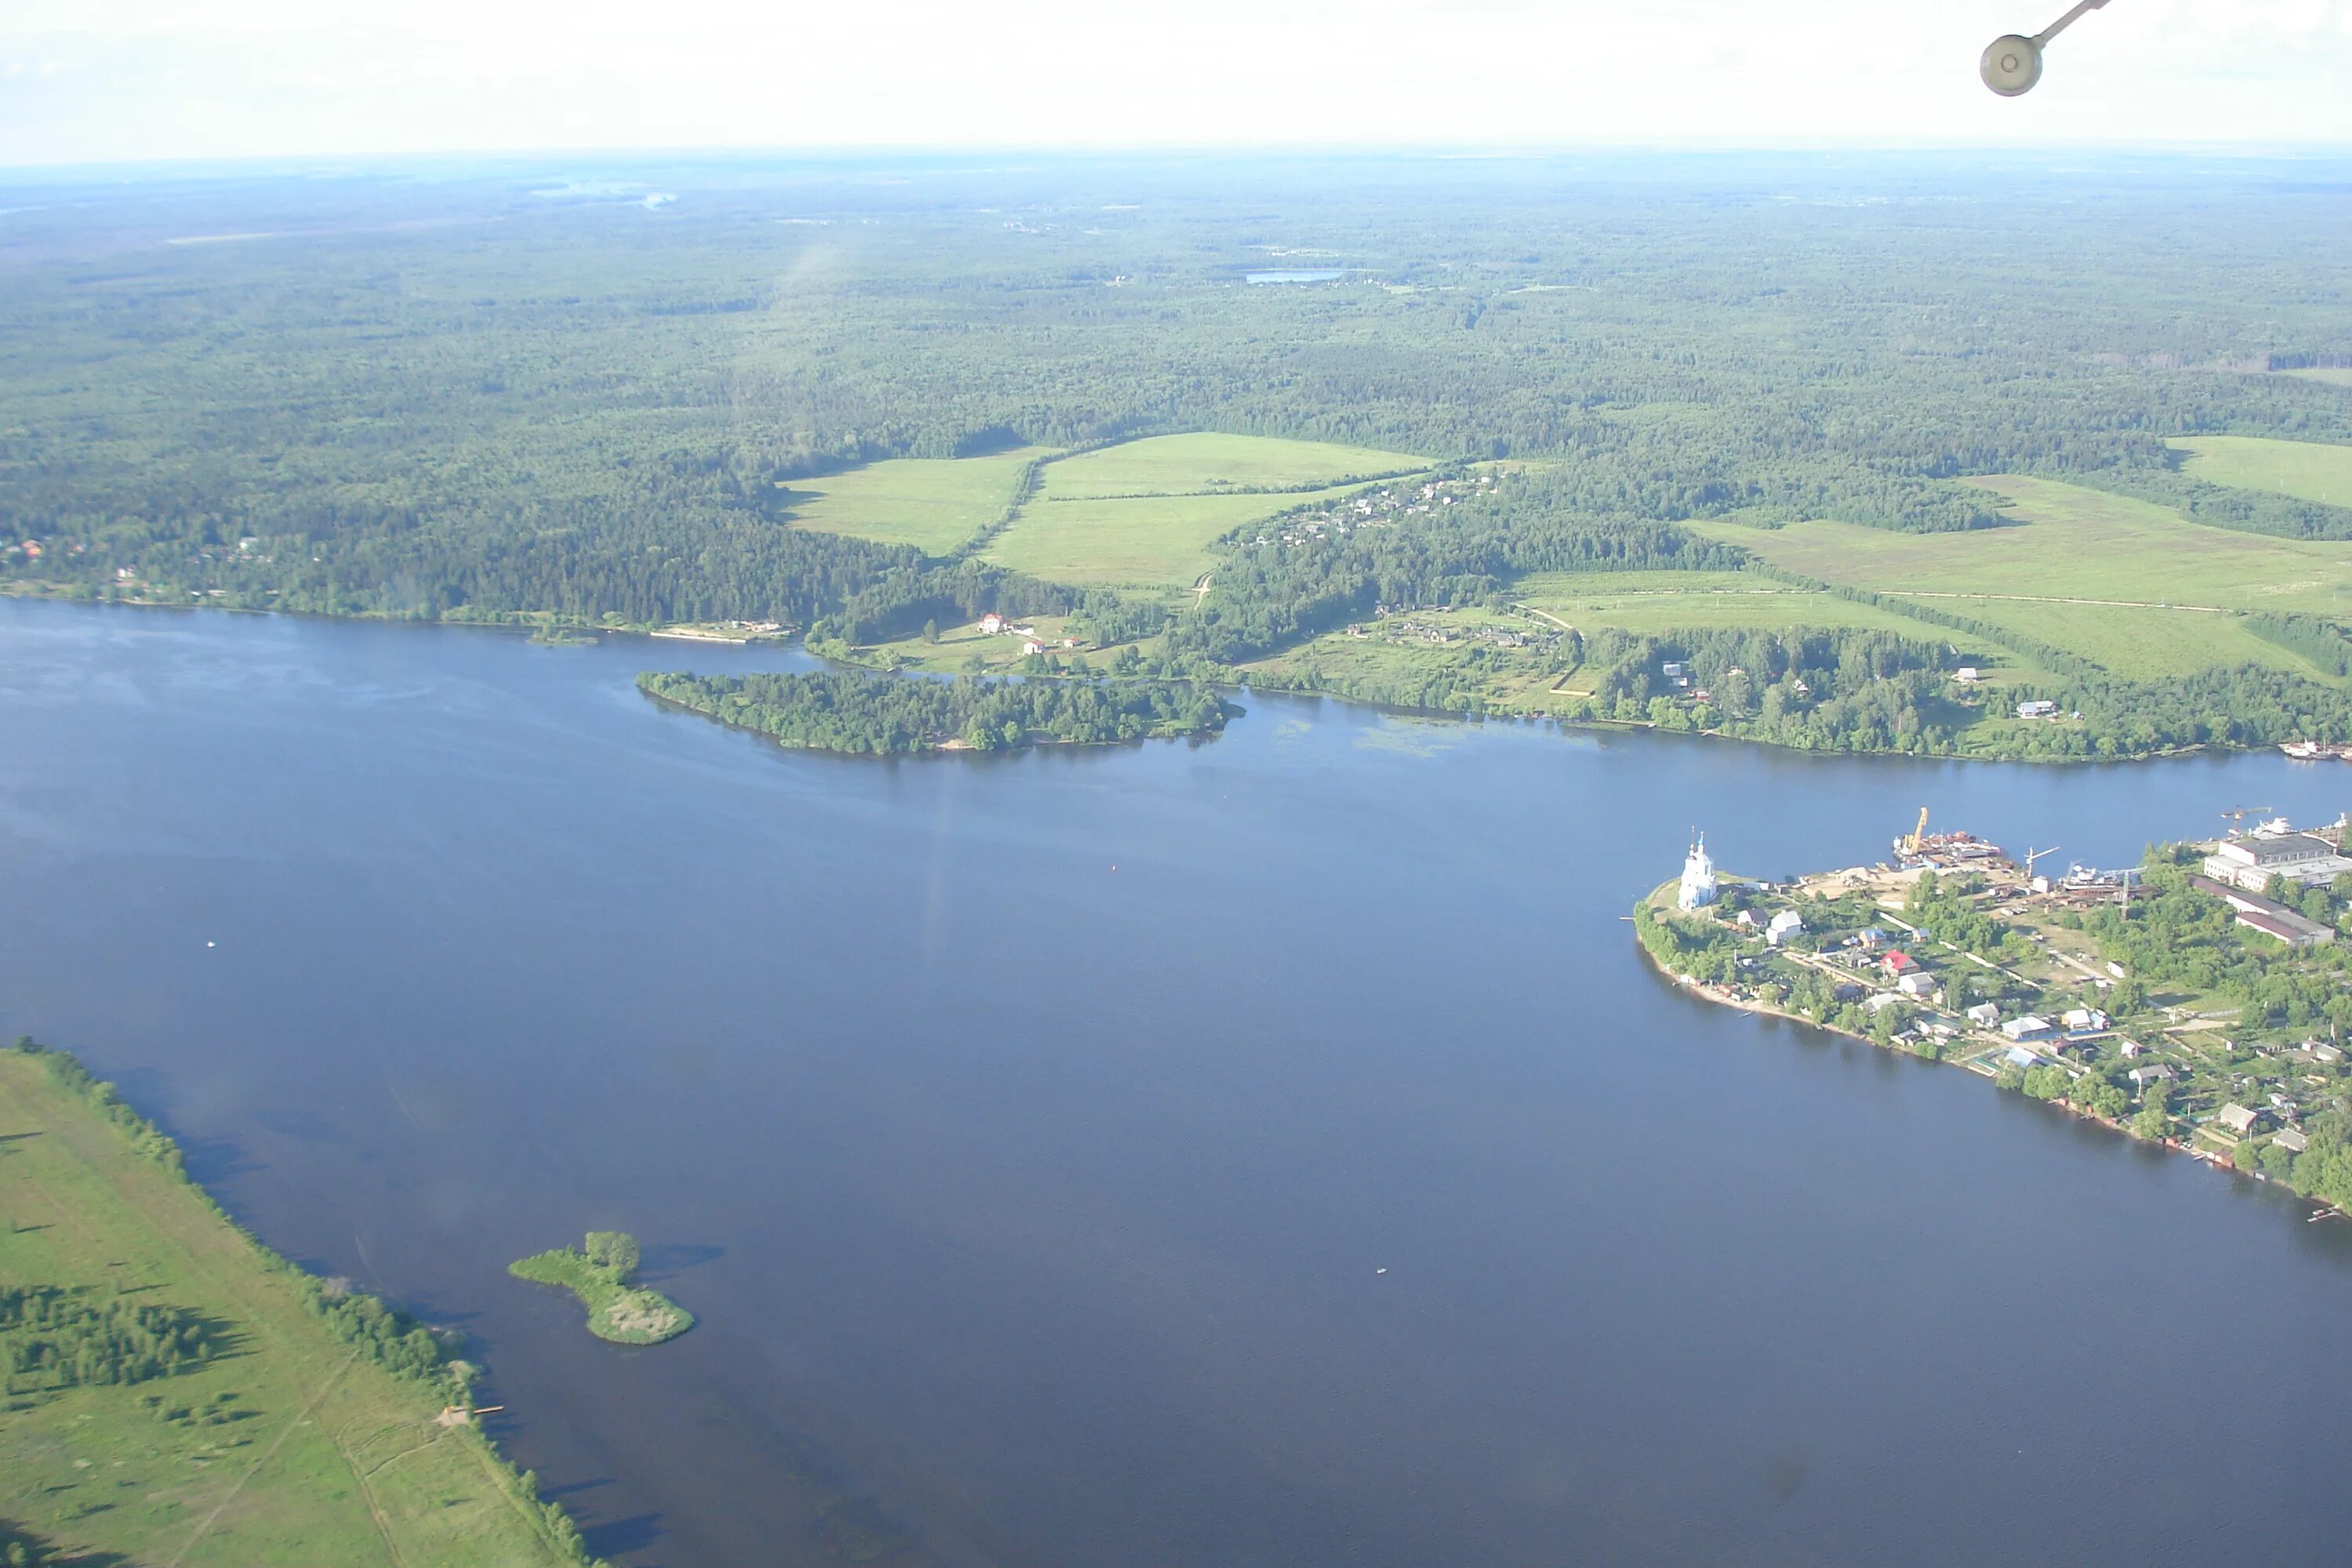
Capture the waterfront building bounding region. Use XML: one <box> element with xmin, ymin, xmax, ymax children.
<box><xmin>1678</xmin><ymin>833</ymin><xmax>1719</xmax><ymax>910</ymax></box>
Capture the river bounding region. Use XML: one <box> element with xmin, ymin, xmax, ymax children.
<box><xmin>5</xmin><ymin>597</ymin><xmax>2351</xmax><ymax>1566</ymax></box>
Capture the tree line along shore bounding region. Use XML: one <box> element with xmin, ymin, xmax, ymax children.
<box><xmin>0</xmin><ymin>1036</ymin><xmax>606</xmax><ymax>1568</ymax></box>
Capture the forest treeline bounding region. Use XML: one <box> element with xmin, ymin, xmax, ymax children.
<box><xmin>6</xmin><ymin>161</ymin><xmax>2352</xmax><ymax>638</ymax></box>
<box><xmin>641</xmin><ymin>670</ymin><xmax>1233</xmax><ymax>753</ymax></box>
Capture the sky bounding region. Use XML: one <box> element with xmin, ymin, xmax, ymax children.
<box><xmin>2</xmin><ymin>0</ymin><xmax>2350</xmax><ymax>167</ymax></box>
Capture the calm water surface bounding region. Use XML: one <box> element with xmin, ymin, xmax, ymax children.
<box><xmin>5</xmin><ymin>598</ymin><xmax>2352</xmax><ymax>1567</ymax></box>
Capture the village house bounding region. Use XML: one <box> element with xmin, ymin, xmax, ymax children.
<box><xmin>1766</xmin><ymin>909</ymin><xmax>1805</xmax><ymax>946</ymax></box>
<box><xmin>2128</xmin><ymin>1063</ymin><xmax>2176</xmax><ymax>1090</ymax></box>
<box><xmin>1966</xmin><ymin>1002</ymin><xmax>2001</xmax><ymax>1028</ymax></box>
<box><xmin>2017</xmin><ymin>699</ymin><xmax>2060</xmax><ymax>719</ymax></box>
<box><xmin>1896</xmin><ymin>971</ymin><xmax>1936</xmax><ymax>1000</ymax></box>
<box><xmin>2216</xmin><ymin>1104</ymin><xmax>2262</xmax><ymax>1138</ymax></box>
<box><xmin>2273</xmin><ymin>1127</ymin><xmax>2310</xmax><ymax>1155</ymax></box>
<box><xmin>1881</xmin><ymin>950</ymin><xmax>1922</xmax><ymax>979</ymax></box>
<box><xmin>2062</xmin><ymin>1007</ymin><xmax>2109</xmax><ymax>1033</ymax></box>
<box><xmin>2002</xmin><ymin>1015</ymin><xmax>2056</xmax><ymax>1042</ymax></box>
<box><xmin>978</xmin><ymin>612</ymin><xmax>1006</xmax><ymax>634</ymax></box>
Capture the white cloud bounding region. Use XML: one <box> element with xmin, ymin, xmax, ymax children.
<box><xmin>2</xmin><ymin>0</ymin><xmax>2348</xmax><ymax>165</ymax></box>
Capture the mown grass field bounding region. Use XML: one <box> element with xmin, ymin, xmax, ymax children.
<box><xmin>1512</xmin><ymin>572</ymin><xmax>1951</xmax><ymax>641</ymax></box>
<box><xmin>1689</xmin><ymin>475</ymin><xmax>2352</xmax><ymax>615</ymax></box>
<box><xmin>979</xmin><ymin>434</ymin><xmax>1431</xmax><ymax>594</ymax></box>
<box><xmin>1033</xmin><ymin>433</ymin><xmax>1423</xmax><ymax>499</ymax></box>
<box><xmin>986</xmin><ymin>488</ymin><xmax>1373</xmax><ymax>593</ymax></box>
<box><xmin>780</xmin><ymin>446</ymin><xmax>1054</xmax><ymax>555</ymax></box>
<box><xmin>2175</xmin><ymin>435</ymin><xmax>2352</xmax><ymax>510</ymax></box>
<box><xmin>1882</xmin><ymin>595</ymin><xmax>2321</xmax><ymax>682</ymax></box>
<box><xmin>0</xmin><ymin>1051</ymin><xmax>578</xmax><ymax>1568</ymax></box>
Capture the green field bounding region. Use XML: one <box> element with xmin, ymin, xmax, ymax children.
<box><xmin>1690</xmin><ymin>475</ymin><xmax>2352</xmax><ymax>615</ymax></box>
<box><xmin>0</xmin><ymin>1049</ymin><xmax>582</xmax><ymax>1568</ymax></box>
<box><xmin>2281</xmin><ymin>368</ymin><xmax>2352</xmax><ymax>390</ymax></box>
<box><xmin>1884</xmin><ymin>595</ymin><xmax>2320</xmax><ymax>681</ymax></box>
<box><xmin>1033</xmin><ymin>434</ymin><xmax>1424</xmax><ymax>499</ymax></box>
<box><xmin>986</xmin><ymin>488</ymin><xmax>1372</xmax><ymax>592</ymax></box>
<box><xmin>2175</xmin><ymin>435</ymin><xmax>2352</xmax><ymax>510</ymax></box>
<box><xmin>780</xmin><ymin>447</ymin><xmax>1054</xmax><ymax>555</ymax></box>
<box><xmin>1513</xmin><ymin>572</ymin><xmax>1950</xmax><ymax>640</ymax></box>
<box><xmin>977</xmin><ymin>434</ymin><xmax>1431</xmax><ymax>594</ymax></box>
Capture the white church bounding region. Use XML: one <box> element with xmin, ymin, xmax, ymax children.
<box><xmin>1678</xmin><ymin>831</ymin><xmax>1719</xmax><ymax>910</ymax></box>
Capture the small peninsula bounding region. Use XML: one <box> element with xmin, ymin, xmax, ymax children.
<box><xmin>1637</xmin><ymin>818</ymin><xmax>2352</xmax><ymax>1210</ymax></box>
<box><xmin>510</xmin><ymin>1232</ymin><xmax>695</xmax><ymax>1345</ymax></box>
<box><xmin>639</xmin><ymin>669</ymin><xmax>1233</xmax><ymax>755</ymax></box>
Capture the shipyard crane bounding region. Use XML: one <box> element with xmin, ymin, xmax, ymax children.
<box><xmin>1904</xmin><ymin>807</ymin><xmax>1930</xmax><ymax>854</ymax></box>
<box><xmin>2220</xmin><ymin>805</ymin><xmax>2274</xmax><ymax>834</ymax></box>
<box><xmin>2023</xmin><ymin>845</ymin><xmax>2060</xmax><ymax>884</ymax></box>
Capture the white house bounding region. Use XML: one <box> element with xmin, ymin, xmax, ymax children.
<box><xmin>979</xmin><ymin>612</ymin><xmax>1006</xmax><ymax>634</ymax></box>
<box><xmin>2017</xmin><ymin>699</ymin><xmax>2060</xmax><ymax>719</ymax></box>
<box><xmin>1766</xmin><ymin>909</ymin><xmax>1805</xmax><ymax>946</ymax></box>
<box><xmin>1966</xmin><ymin>1003</ymin><xmax>2001</xmax><ymax>1028</ymax></box>
<box><xmin>1896</xmin><ymin>972</ymin><xmax>1936</xmax><ymax>999</ymax></box>
<box><xmin>1955</xmin><ymin>666</ymin><xmax>1981</xmax><ymax>684</ymax></box>
<box><xmin>2062</xmin><ymin>1007</ymin><xmax>2109</xmax><ymax>1033</ymax></box>
<box><xmin>2002</xmin><ymin>1015</ymin><xmax>2056</xmax><ymax>1042</ymax></box>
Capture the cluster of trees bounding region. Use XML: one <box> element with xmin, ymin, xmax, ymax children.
<box><xmin>0</xmin><ymin>1287</ymin><xmax>214</xmax><ymax>1396</ymax></box>
<box><xmin>1570</xmin><ymin>626</ymin><xmax>1968</xmax><ymax>753</ymax></box>
<box><xmin>12</xmin><ymin>1037</ymin><xmax>466</xmax><ymax>1392</ymax></box>
<box><xmin>0</xmin><ymin>1522</ymin><xmax>60</xmax><ymax>1568</ymax></box>
<box><xmin>640</xmin><ymin>670</ymin><xmax>1232</xmax><ymax>754</ymax></box>
<box><xmin>2072</xmin><ymin>857</ymin><xmax>2352</xmax><ymax>1035</ymax></box>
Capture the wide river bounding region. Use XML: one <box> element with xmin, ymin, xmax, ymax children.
<box><xmin>6</xmin><ymin>599</ymin><xmax>2352</xmax><ymax>1566</ymax></box>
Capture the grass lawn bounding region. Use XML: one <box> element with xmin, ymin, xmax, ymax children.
<box><xmin>2281</xmin><ymin>368</ymin><xmax>2352</xmax><ymax>389</ymax></box>
<box><xmin>2174</xmin><ymin>435</ymin><xmax>2352</xmax><ymax>510</ymax></box>
<box><xmin>779</xmin><ymin>446</ymin><xmax>1054</xmax><ymax>555</ymax></box>
<box><xmin>1687</xmin><ymin>475</ymin><xmax>2352</xmax><ymax>618</ymax></box>
<box><xmin>1034</xmin><ymin>433</ymin><xmax>1424</xmax><ymax>499</ymax></box>
<box><xmin>986</xmin><ymin>488</ymin><xmax>1370</xmax><ymax>593</ymax></box>
<box><xmin>0</xmin><ymin>1050</ymin><xmax>579</xmax><ymax>1568</ymax></box>
<box><xmin>1885</xmin><ymin>595</ymin><xmax>2323</xmax><ymax>681</ymax></box>
<box><xmin>1513</xmin><ymin>572</ymin><xmax>1950</xmax><ymax>640</ymax></box>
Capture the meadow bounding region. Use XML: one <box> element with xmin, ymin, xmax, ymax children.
<box><xmin>779</xmin><ymin>446</ymin><xmax>1054</xmax><ymax>555</ymax></box>
<box><xmin>1512</xmin><ymin>572</ymin><xmax>1949</xmax><ymax>641</ymax></box>
<box><xmin>1032</xmin><ymin>434</ymin><xmax>1425</xmax><ymax>499</ymax></box>
<box><xmin>0</xmin><ymin>1050</ymin><xmax>582</xmax><ymax>1568</ymax></box>
<box><xmin>2176</xmin><ymin>435</ymin><xmax>2352</xmax><ymax>510</ymax></box>
<box><xmin>978</xmin><ymin>433</ymin><xmax>1431</xmax><ymax>593</ymax></box>
<box><xmin>1690</xmin><ymin>474</ymin><xmax>2352</xmax><ymax>615</ymax></box>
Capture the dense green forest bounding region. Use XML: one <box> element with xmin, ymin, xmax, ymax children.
<box><xmin>641</xmin><ymin>670</ymin><xmax>1232</xmax><ymax>753</ymax></box>
<box><xmin>4</xmin><ymin>153</ymin><xmax>2351</xmax><ymax>757</ymax></box>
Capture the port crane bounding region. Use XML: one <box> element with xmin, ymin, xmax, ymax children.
<box><xmin>2022</xmin><ymin>845</ymin><xmax>2061</xmax><ymax>883</ymax></box>
<box><xmin>1903</xmin><ymin>807</ymin><xmax>1929</xmax><ymax>854</ymax></box>
<box><xmin>2220</xmin><ymin>805</ymin><xmax>2274</xmax><ymax>834</ymax></box>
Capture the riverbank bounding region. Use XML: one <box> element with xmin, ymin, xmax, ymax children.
<box><xmin>1632</xmin><ymin>853</ymin><xmax>2352</xmax><ymax>1218</ymax></box>
<box><xmin>0</xmin><ymin>1039</ymin><xmax>601</xmax><ymax>1568</ymax></box>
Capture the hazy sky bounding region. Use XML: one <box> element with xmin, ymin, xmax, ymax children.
<box><xmin>3</xmin><ymin>0</ymin><xmax>2350</xmax><ymax>166</ymax></box>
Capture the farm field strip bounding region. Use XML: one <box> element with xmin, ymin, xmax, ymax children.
<box><xmin>1686</xmin><ymin>474</ymin><xmax>2352</xmax><ymax>614</ymax></box>
<box><xmin>780</xmin><ymin>446</ymin><xmax>1054</xmax><ymax>555</ymax></box>
<box><xmin>1033</xmin><ymin>433</ymin><xmax>1425</xmax><ymax>500</ymax></box>
<box><xmin>2174</xmin><ymin>434</ymin><xmax>2352</xmax><ymax>510</ymax></box>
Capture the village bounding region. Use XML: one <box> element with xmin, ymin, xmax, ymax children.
<box><xmin>1234</xmin><ymin>470</ymin><xmax>1498</xmax><ymax>554</ymax></box>
<box><xmin>1641</xmin><ymin>808</ymin><xmax>2352</xmax><ymax>1197</ymax></box>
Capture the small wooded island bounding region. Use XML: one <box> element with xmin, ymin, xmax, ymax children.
<box><xmin>639</xmin><ymin>669</ymin><xmax>1234</xmax><ymax>755</ymax></box>
<box><xmin>509</xmin><ymin>1232</ymin><xmax>695</xmax><ymax>1345</ymax></box>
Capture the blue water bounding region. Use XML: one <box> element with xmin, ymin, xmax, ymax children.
<box><xmin>5</xmin><ymin>597</ymin><xmax>2351</xmax><ymax>1568</ymax></box>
